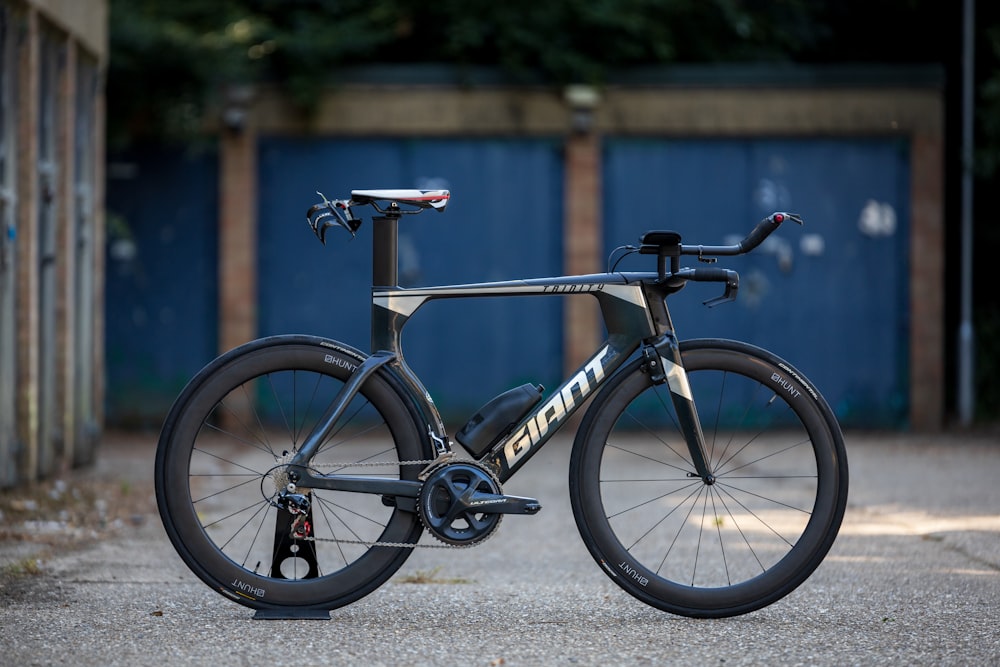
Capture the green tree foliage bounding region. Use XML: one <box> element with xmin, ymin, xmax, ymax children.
<box><xmin>109</xmin><ymin>0</ymin><xmax>398</xmax><ymax>145</ymax></box>
<box><xmin>981</xmin><ymin>24</ymin><xmax>1000</xmax><ymax>178</ymax></box>
<box><xmin>388</xmin><ymin>0</ymin><xmax>825</xmax><ymax>79</ymax></box>
<box><xmin>108</xmin><ymin>0</ymin><xmax>826</xmax><ymax>146</ymax></box>
<box><xmin>108</xmin><ymin>0</ymin><xmax>997</xmax><ymax>160</ymax></box>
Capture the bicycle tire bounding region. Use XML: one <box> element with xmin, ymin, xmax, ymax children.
<box><xmin>155</xmin><ymin>335</ymin><xmax>431</xmax><ymax>612</ymax></box>
<box><xmin>569</xmin><ymin>339</ymin><xmax>848</xmax><ymax>618</ymax></box>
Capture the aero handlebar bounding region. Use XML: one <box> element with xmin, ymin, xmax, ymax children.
<box><xmin>679</xmin><ymin>212</ymin><xmax>803</xmax><ymax>258</ymax></box>
<box><xmin>638</xmin><ymin>212</ymin><xmax>804</xmax><ymax>307</ymax></box>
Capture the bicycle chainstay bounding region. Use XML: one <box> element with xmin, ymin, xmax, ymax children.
<box><xmin>292</xmin><ymin>454</ymin><xmax>502</xmax><ymax>550</ymax></box>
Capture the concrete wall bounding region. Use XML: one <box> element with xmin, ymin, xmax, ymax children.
<box><xmin>22</xmin><ymin>0</ymin><xmax>107</xmax><ymax>60</ymax></box>
<box><xmin>0</xmin><ymin>0</ymin><xmax>107</xmax><ymax>486</ymax></box>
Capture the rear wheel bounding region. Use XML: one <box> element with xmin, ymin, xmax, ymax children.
<box><xmin>155</xmin><ymin>336</ymin><xmax>429</xmax><ymax>611</ymax></box>
<box><xmin>569</xmin><ymin>339</ymin><xmax>848</xmax><ymax>618</ymax></box>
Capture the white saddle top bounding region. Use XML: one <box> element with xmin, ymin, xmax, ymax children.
<box><xmin>351</xmin><ymin>189</ymin><xmax>450</xmax><ymax>211</ymax></box>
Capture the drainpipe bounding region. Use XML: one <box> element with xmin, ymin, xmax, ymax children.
<box><xmin>957</xmin><ymin>0</ymin><xmax>975</xmax><ymax>425</ymax></box>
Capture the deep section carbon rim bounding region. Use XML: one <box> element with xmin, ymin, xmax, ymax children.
<box><xmin>156</xmin><ymin>339</ymin><xmax>426</xmax><ymax>609</ymax></box>
<box><xmin>571</xmin><ymin>341</ymin><xmax>846</xmax><ymax>617</ymax></box>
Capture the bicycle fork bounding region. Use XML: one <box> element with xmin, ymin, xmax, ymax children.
<box><xmin>643</xmin><ymin>336</ymin><xmax>715</xmax><ymax>484</ymax></box>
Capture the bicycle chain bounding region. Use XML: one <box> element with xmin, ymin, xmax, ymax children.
<box><xmin>294</xmin><ymin>455</ymin><xmax>500</xmax><ymax>550</ymax></box>
<box><xmin>304</xmin><ymin>531</ymin><xmax>496</xmax><ymax>550</ymax></box>
<box><xmin>307</xmin><ymin>458</ymin><xmax>438</xmax><ymax>468</ymax></box>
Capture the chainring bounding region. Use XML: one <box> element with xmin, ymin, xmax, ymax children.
<box><xmin>418</xmin><ymin>462</ymin><xmax>503</xmax><ymax>546</ymax></box>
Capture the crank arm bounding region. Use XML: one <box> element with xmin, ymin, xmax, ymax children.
<box><xmin>461</xmin><ymin>491</ymin><xmax>542</xmax><ymax>515</ymax></box>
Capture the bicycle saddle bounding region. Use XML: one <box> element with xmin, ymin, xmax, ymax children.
<box><xmin>351</xmin><ymin>189</ymin><xmax>450</xmax><ymax>212</ymax></box>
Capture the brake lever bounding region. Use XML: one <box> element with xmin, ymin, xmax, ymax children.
<box><xmin>702</xmin><ymin>271</ymin><xmax>739</xmax><ymax>308</ymax></box>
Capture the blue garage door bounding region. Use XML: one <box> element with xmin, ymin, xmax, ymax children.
<box><xmin>257</xmin><ymin>138</ymin><xmax>564</xmax><ymax>424</ymax></box>
<box><xmin>105</xmin><ymin>149</ymin><xmax>219</xmax><ymax>426</ymax></box>
<box><xmin>604</xmin><ymin>138</ymin><xmax>910</xmax><ymax>428</ymax></box>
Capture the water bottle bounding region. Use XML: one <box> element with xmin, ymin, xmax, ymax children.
<box><xmin>455</xmin><ymin>383</ymin><xmax>544</xmax><ymax>458</ymax></box>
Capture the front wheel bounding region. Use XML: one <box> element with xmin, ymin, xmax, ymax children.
<box><xmin>155</xmin><ymin>336</ymin><xmax>431</xmax><ymax>612</ymax></box>
<box><xmin>569</xmin><ymin>339</ymin><xmax>848</xmax><ymax>618</ymax></box>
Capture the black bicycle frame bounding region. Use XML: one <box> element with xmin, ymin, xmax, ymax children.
<box><xmin>289</xmin><ymin>215</ymin><xmax>714</xmax><ymax>496</ymax></box>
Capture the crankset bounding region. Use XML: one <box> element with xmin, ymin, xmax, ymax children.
<box><xmin>418</xmin><ymin>462</ymin><xmax>541</xmax><ymax>546</ymax></box>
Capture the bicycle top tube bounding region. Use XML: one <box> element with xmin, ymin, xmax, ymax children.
<box><xmin>371</xmin><ymin>272</ymin><xmax>662</xmax><ymax>351</ymax></box>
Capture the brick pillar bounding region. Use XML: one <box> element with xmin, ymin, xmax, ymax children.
<box><xmin>909</xmin><ymin>133</ymin><xmax>944</xmax><ymax>430</ymax></box>
<box><xmin>217</xmin><ymin>96</ymin><xmax>258</xmax><ymax>429</ymax></box>
<box><xmin>563</xmin><ymin>127</ymin><xmax>603</xmax><ymax>375</ymax></box>
<box><xmin>218</xmin><ymin>114</ymin><xmax>258</xmax><ymax>354</ymax></box>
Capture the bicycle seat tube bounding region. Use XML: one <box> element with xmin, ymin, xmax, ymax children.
<box><xmin>370</xmin><ymin>210</ymin><xmax>450</xmax><ymax>445</ymax></box>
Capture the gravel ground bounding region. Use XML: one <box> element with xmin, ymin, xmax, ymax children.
<box><xmin>1</xmin><ymin>430</ymin><xmax>999</xmax><ymax>666</ymax></box>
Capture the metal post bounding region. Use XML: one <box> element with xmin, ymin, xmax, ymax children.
<box><xmin>958</xmin><ymin>0</ymin><xmax>976</xmax><ymax>425</ymax></box>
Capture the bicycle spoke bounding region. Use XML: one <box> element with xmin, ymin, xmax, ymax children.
<box><xmin>317</xmin><ymin>422</ymin><xmax>392</xmax><ymax>462</ymax></box>
<box><xmin>710</xmin><ymin>485</ymin><xmax>766</xmax><ymax>576</ymax></box>
<box><xmin>709</xmin><ymin>380</ymin><xmax>768</xmax><ymax>473</ymax></box>
<box><xmin>313</xmin><ymin>491</ymin><xmax>390</xmax><ymax>529</ymax></box>
<box><xmin>655</xmin><ymin>485</ymin><xmax>706</xmax><ymax>575</ymax></box>
<box><xmin>605</xmin><ymin>479</ymin><xmax>702</xmax><ymax>519</ymax></box>
<box><xmin>311</xmin><ymin>495</ymin><xmax>373</xmax><ymax>545</ymax></box>
<box><xmin>715</xmin><ymin>437</ymin><xmax>813</xmax><ymax>478</ymax></box>
<box><xmin>622</xmin><ymin>482</ymin><xmax>704</xmax><ymax>552</ymax></box>
<box><xmin>203</xmin><ymin>408</ymin><xmax>275</xmax><ymax>457</ymax></box>
<box><xmin>605</xmin><ymin>438</ymin><xmax>694</xmax><ymax>476</ymax></box>
<box><xmin>244</xmin><ymin>380</ymin><xmax>279</xmax><ymax>456</ymax></box>
<box><xmin>191</xmin><ymin>446</ymin><xmax>267</xmax><ymax>477</ymax></box>
<box><xmin>715</xmin><ymin>479</ymin><xmax>814</xmax><ymax>517</ymax></box>
<box><xmin>315</xmin><ymin>399</ymin><xmax>373</xmax><ymax>456</ymax></box>
<box><xmin>291</xmin><ymin>369</ymin><xmax>329</xmax><ymax>447</ymax></box>
<box><xmin>312</xmin><ymin>495</ymin><xmax>350</xmax><ymax>569</ymax></box>
<box><xmin>190</xmin><ymin>474</ymin><xmax>261</xmax><ymax>504</ymax></box>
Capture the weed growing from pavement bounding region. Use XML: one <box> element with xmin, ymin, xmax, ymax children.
<box><xmin>1</xmin><ymin>556</ymin><xmax>43</xmax><ymax>577</ymax></box>
<box><xmin>396</xmin><ymin>566</ymin><xmax>472</xmax><ymax>585</ymax></box>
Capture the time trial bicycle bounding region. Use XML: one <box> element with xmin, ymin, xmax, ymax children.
<box><xmin>155</xmin><ymin>189</ymin><xmax>848</xmax><ymax>619</ymax></box>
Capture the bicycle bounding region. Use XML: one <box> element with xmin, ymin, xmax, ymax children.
<box><xmin>155</xmin><ymin>189</ymin><xmax>848</xmax><ymax>620</ymax></box>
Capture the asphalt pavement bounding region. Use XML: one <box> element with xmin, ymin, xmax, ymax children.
<box><xmin>1</xmin><ymin>429</ymin><xmax>999</xmax><ymax>666</ymax></box>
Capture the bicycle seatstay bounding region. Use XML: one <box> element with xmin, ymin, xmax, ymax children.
<box><xmin>290</xmin><ymin>350</ymin><xmax>396</xmax><ymax>467</ymax></box>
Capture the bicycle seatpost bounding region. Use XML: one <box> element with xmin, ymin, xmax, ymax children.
<box><xmin>372</xmin><ymin>203</ymin><xmax>402</xmax><ymax>288</ymax></box>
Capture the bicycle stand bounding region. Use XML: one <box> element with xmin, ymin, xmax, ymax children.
<box><xmin>253</xmin><ymin>608</ymin><xmax>330</xmax><ymax>620</ymax></box>
<box><xmin>251</xmin><ymin>507</ymin><xmax>331</xmax><ymax>621</ymax></box>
